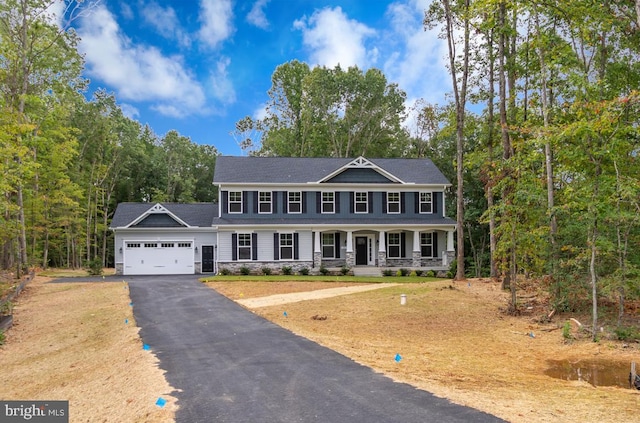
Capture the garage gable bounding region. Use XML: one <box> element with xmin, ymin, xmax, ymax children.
<box><xmin>127</xmin><ymin>203</ymin><xmax>190</xmax><ymax>228</ymax></box>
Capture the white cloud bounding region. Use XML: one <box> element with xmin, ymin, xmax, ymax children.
<box><xmin>253</xmin><ymin>104</ymin><xmax>268</xmax><ymax>120</ymax></box>
<box><xmin>382</xmin><ymin>1</ymin><xmax>450</xmax><ymax>106</ymax></box>
<box><xmin>209</xmin><ymin>57</ymin><xmax>236</xmax><ymax>104</ymax></box>
<box><xmin>247</xmin><ymin>0</ymin><xmax>270</xmax><ymax>29</ymax></box>
<box><xmin>78</xmin><ymin>5</ymin><xmax>206</xmax><ymax>118</ymax></box>
<box><xmin>293</xmin><ymin>7</ymin><xmax>376</xmax><ymax>68</ymax></box>
<box><xmin>198</xmin><ymin>0</ymin><xmax>234</xmax><ymax>49</ymax></box>
<box><xmin>141</xmin><ymin>1</ymin><xmax>191</xmax><ymax>48</ymax></box>
<box><xmin>119</xmin><ymin>103</ymin><xmax>140</xmax><ymax>119</ymax></box>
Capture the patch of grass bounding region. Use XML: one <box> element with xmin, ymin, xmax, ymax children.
<box><xmin>38</xmin><ymin>268</ymin><xmax>116</xmax><ymax>278</ymax></box>
<box><xmin>202</xmin><ymin>275</ymin><xmax>441</xmax><ymax>283</ymax></box>
<box><xmin>0</xmin><ymin>330</ymin><xmax>5</xmax><ymax>345</ymax></box>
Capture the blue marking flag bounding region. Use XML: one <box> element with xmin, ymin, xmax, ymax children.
<box><xmin>125</xmin><ymin>319</ymin><xmax>128</xmax><ymax>324</ymax></box>
<box><xmin>129</xmin><ymin>302</ymin><xmax>133</xmax><ymax>306</ymax></box>
<box><xmin>156</xmin><ymin>397</ymin><xmax>166</xmax><ymax>408</ymax></box>
<box><xmin>143</xmin><ymin>344</ymin><xmax>150</xmax><ymax>351</ymax></box>
<box><xmin>283</xmin><ymin>311</ymin><xmax>288</xmax><ymax>317</ymax></box>
<box><xmin>395</xmin><ymin>353</ymin><xmax>402</xmax><ymax>362</ymax></box>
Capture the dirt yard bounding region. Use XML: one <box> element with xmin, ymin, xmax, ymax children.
<box><xmin>0</xmin><ymin>276</ymin><xmax>176</xmax><ymax>422</ymax></box>
<box><xmin>206</xmin><ymin>278</ymin><xmax>640</xmax><ymax>423</ymax></box>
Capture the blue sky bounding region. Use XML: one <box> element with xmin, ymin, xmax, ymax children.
<box><xmin>64</xmin><ymin>0</ymin><xmax>450</xmax><ymax>155</ymax></box>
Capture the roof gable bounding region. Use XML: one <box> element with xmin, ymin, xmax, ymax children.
<box><xmin>110</xmin><ymin>202</ymin><xmax>218</xmax><ymax>229</ymax></box>
<box><xmin>317</xmin><ymin>156</ymin><xmax>403</xmax><ymax>183</ymax></box>
<box><xmin>127</xmin><ymin>203</ymin><xmax>190</xmax><ymax>228</ymax></box>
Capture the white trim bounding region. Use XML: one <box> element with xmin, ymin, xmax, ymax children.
<box><xmin>287</xmin><ymin>191</ymin><xmax>302</xmax><ymax>214</ymax></box>
<box><xmin>258</xmin><ymin>191</ymin><xmax>272</xmax><ymax>214</ymax></box>
<box><xmin>228</xmin><ymin>191</ymin><xmax>243</xmax><ymax>214</ymax></box>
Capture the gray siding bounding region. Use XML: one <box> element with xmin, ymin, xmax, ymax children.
<box><xmin>326</xmin><ymin>168</ymin><xmax>397</xmax><ymax>183</ymax></box>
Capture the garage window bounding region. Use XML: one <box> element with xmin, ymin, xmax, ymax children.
<box><xmin>127</xmin><ymin>243</ymin><xmax>140</xmax><ymax>248</ymax></box>
<box><xmin>161</xmin><ymin>242</ymin><xmax>174</xmax><ymax>248</ymax></box>
<box><xmin>178</xmin><ymin>242</ymin><xmax>191</xmax><ymax>248</ymax></box>
<box><xmin>144</xmin><ymin>243</ymin><xmax>157</xmax><ymax>248</ymax></box>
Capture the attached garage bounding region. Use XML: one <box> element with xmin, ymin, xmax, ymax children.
<box><xmin>123</xmin><ymin>241</ymin><xmax>195</xmax><ymax>275</ymax></box>
<box><xmin>110</xmin><ymin>203</ymin><xmax>218</xmax><ymax>276</ymax></box>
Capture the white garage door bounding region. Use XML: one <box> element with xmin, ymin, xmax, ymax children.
<box><xmin>124</xmin><ymin>241</ymin><xmax>194</xmax><ymax>275</ymax></box>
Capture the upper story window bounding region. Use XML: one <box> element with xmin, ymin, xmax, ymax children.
<box><xmin>388</xmin><ymin>233</ymin><xmax>401</xmax><ymax>258</ymax></box>
<box><xmin>238</xmin><ymin>233</ymin><xmax>252</xmax><ymax>260</ymax></box>
<box><xmin>322</xmin><ymin>192</ymin><xmax>335</xmax><ymax>213</ymax></box>
<box><xmin>387</xmin><ymin>192</ymin><xmax>400</xmax><ymax>214</ymax></box>
<box><xmin>229</xmin><ymin>191</ymin><xmax>242</xmax><ymax>213</ymax></box>
<box><xmin>421</xmin><ymin>232</ymin><xmax>433</xmax><ymax>257</ymax></box>
<box><xmin>354</xmin><ymin>192</ymin><xmax>368</xmax><ymax>213</ymax></box>
<box><xmin>288</xmin><ymin>191</ymin><xmax>302</xmax><ymax>213</ymax></box>
<box><xmin>420</xmin><ymin>192</ymin><xmax>433</xmax><ymax>214</ymax></box>
<box><xmin>280</xmin><ymin>233</ymin><xmax>294</xmax><ymax>259</ymax></box>
<box><xmin>259</xmin><ymin>191</ymin><xmax>272</xmax><ymax>214</ymax></box>
<box><xmin>322</xmin><ymin>233</ymin><xmax>335</xmax><ymax>258</ymax></box>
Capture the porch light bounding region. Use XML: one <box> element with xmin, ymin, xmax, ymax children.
<box><xmin>195</xmin><ymin>246</ymin><xmax>198</xmax><ymax>253</ymax></box>
<box><xmin>119</xmin><ymin>247</ymin><xmax>123</xmax><ymax>254</ymax></box>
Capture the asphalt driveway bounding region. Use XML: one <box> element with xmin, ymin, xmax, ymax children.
<box><xmin>126</xmin><ymin>275</ymin><xmax>506</xmax><ymax>423</ymax></box>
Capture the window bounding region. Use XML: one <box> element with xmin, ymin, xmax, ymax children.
<box><xmin>387</xmin><ymin>192</ymin><xmax>400</xmax><ymax>213</ymax></box>
<box><xmin>322</xmin><ymin>233</ymin><xmax>335</xmax><ymax>258</ymax></box>
<box><xmin>280</xmin><ymin>233</ymin><xmax>294</xmax><ymax>260</ymax></box>
<box><xmin>238</xmin><ymin>233</ymin><xmax>252</xmax><ymax>260</ymax></box>
<box><xmin>178</xmin><ymin>242</ymin><xmax>191</xmax><ymax>248</ymax></box>
<box><xmin>322</xmin><ymin>192</ymin><xmax>335</xmax><ymax>213</ymax></box>
<box><xmin>388</xmin><ymin>233</ymin><xmax>401</xmax><ymax>258</ymax></box>
<box><xmin>259</xmin><ymin>191</ymin><xmax>272</xmax><ymax>214</ymax></box>
<box><xmin>160</xmin><ymin>243</ymin><xmax>174</xmax><ymax>248</ymax></box>
<box><xmin>288</xmin><ymin>191</ymin><xmax>302</xmax><ymax>213</ymax></box>
<box><xmin>355</xmin><ymin>192</ymin><xmax>368</xmax><ymax>213</ymax></box>
<box><xmin>420</xmin><ymin>192</ymin><xmax>432</xmax><ymax>213</ymax></box>
<box><xmin>144</xmin><ymin>243</ymin><xmax>157</xmax><ymax>248</ymax></box>
<box><xmin>229</xmin><ymin>191</ymin><xmax>242</xmax><ymax>213</ymax></box>
<box><xmin>126</xmin><ymin>243</ymin><xmax>140</xmax><ymax>248</ymax></box>
<box><xmin>421</xmin><ymin>233</ymin><xmax>433</xmax><ymax>257</ymax></box>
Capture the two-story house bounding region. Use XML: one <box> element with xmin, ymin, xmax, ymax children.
<box><xmin>110</xmin><ymin>156</ymin><xmax>456</xmax><ymax>275</ymax></box>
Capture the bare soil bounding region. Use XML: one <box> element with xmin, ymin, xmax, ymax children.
<box><xmin>0</xmin><ymin>276</ymin><xmax>176</xmax><ymax>422</ymax></box>
<box><xmin>207</xmin><ymin>278</ymin><xmax>640</xmax><ymax>423</ymax></box>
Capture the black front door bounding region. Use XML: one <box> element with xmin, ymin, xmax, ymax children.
<box><xmin>202</xmin><ymin>245</ymin><xmax>215</xmax><ymax>273</ymax></box>
<box><xmin>355</xmin><ymin>237</ymin><xmax>368</xmax><ymax>265</ymax></box>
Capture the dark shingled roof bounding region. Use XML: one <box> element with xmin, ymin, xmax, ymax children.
<box><xmin>213</xmin><ymin>156</ymin><xmax>451</xmax><ymax>185</ymax></box>
<box><xmin>110</xmin><ymin>203</ymin><xmax>218</xmax><ymax>228</ymax></box>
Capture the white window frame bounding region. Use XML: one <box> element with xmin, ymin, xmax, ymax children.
<box><xmin>237</xmin><ymin>233</ymin><xmax>252</xmax><ymax>260</ymax></box>
<box><xmin>279</xmin><ymin>233</ymin><xmax>294</xmax><ymax>260</ymax></box>
<box><xmin>354</xmin><ymin>192</ymin><xmax>368</xmax><ymax>213</ymax></box>
<box><xmin>322</xmin><ymin>192</ymin><xmax>335</xmax><ymax>214</ymax></box>
<box><xmin>229</xmin><ymin>191</ymin><xmax>243</xmax><ymax>214</ymax></box>
<box><xmin>388</xmin><ymin>233</ymin><xmax>401</xmax><ymax>258</ymax></box>
<box><xmin>421</xmin><ymin>232</ymin><xmax>434</xmax><ymax>258</ymax></box>
<box><xmin>288</xmin><ymin>191</ymin><xmax>302</xmax><ymax>214</ymax></box>
<box><xmin>420</xmin><ymin>192</ymin><xmax>433</xmax><ymax>214</ymax></box>
<box><xmin>321</xmin><ymin>233</ymin><xmax>335</xmax><ymax>258</ymax></box>
<box><xmin>387</xmin><ymin>192</ymin><xmax>400</xmax><ymax>214</ymax></box>
<box><xmin>258</xmin><ymin>191</ymin><xmax>272</xmax><ymax>214</ymax></box>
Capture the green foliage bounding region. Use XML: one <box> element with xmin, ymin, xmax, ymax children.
<box><xmin>414</xmin><ymin>270</ymin><xmax>424</xmax><ymax>276</ymax></box>
<box><xmin>299</xmin><ymin>267</ymin><xmax>309</xmax><ymax>276</ymax></box>
<box><xmin>239</xmin><ymin>266</ymin><xmax>251</xmax><ymax>276</ymax></box>
<box><xmin>319</xmin><ymin>266</ymin><xmax>329</xmax><ymax>276</ymax></box>
<box><xmin>562</xmin><ymin>321</ymin><xmax>573</xmax><ymax>342</ymax></box>
<box><xmin>382</xmin><ymin>269</ymin><xmax>395</xmax><ymax>277</ymax></box>
<box><xmin>0</xmin><ymin>330</ymin><xmax>5</xmax><ymax>345</ymax></box>
<box><xmin>399</xmin><ymin>268</ymin><xmax>411</xmax><ymax>276</ymax></box>
<box><xmin>261</xmin><ymin>267</ymin><xmax>272</xmax><ymax>276</ymax></box>
<box><xmin>219</xmin><ymin>268</ymin><xmax>231</xmax><ymax>276</ymax></box>
<box><xmin>87</xmin><ymin>258</ymin><xmax>103</xmax><ymax>276</ymax></box>
<box><xmin>340</xmin><ymin>266</ymin><xmax>350</xmax><ymax>276</ymax></box>
<box><xmin>613</xmin><ymin>326</ymin><xmax>640</xmax><ymax>342</ymax></box>
<box><xmin>282</xmin><ymin>266</ymin><xmax>293</xmax><ymax>275</ymax></box>
<box><xmin>425</xmin><ymin>270</ymin><xmax>436</xmax><ymax>278</ymax></box>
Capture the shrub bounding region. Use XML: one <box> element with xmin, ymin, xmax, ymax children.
<box><xmin>299</xmin><ymin>267</ymin><xmax>309</xmax><ymax>275</ymax></box>
<box><xmin>87</xmin><ymin>257</ymin><xmax>103</xmax><ymax>276</ymax></box>
<box><xmin>614</xmin><ymin>325</ymin><xmax>640</xmax><ymax>341</ymax></box>
<box><xmin>340</xmin><ymin>266</ymin><xmax>350</xmax><ymax>276</ymax></box>
<box><xmin>219</xmin><ymin>268</ymin><xmax>231</xmax><ymax>276</ymax></box>
<box><xmin>399</xmin><ymin>268</ymin><xmax>410</xmax><ymax>276</ymax></box>
<box><xmin>0</xmin><ymin>330</ymin><xmax>4</xmax><ymax>346</ymax></box>
<box><xmin>425</xmin><ymin>270</ymin><xmax>436</xmax><ymax>278</ymax></box>
<box><xmin>282</xmin><ymin>266</ymin><xmax>293</xmax><ymax>275</ymax></box>
<box><xmin>382</xmin><ymin>269</ymin><xmax>394</xmax><ymax>277</ymax></box>
<box><xmin>319</xmin><ymin>266</ymin><xmax>329</xmax><ymax>276</ymax></box>
<box><xmin>414</xmin><ymin>270</ymin><xmax>424</xmax><ymax>277</ymax></box>
<box><xmin>562</xmin><ymin>321</ymin><xmax>573</xmax><ymax>342</ymax></box>
<box><xmin>261</xmin><ymin>267</ymin><xmax>272</xmax><ymax>276</ymax></box>
<box><xmin>239</xmin><ymin>266</ymin><xmax>251</xmax><ymax>276</ymax></box>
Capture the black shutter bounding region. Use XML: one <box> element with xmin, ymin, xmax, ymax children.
<box><xmin>401</xmin><ymin>233</ymin><xmax>406</xmax><ymax>258</ymax></box>
<box><xmin>382</xmin><ymin>192</ymin><xmax>387</xmax><ymax>214</ymax></box>
<box><xmin>385</xmin><ymin>233</ymin><xmax>388</xmax><ymax>256</ymax></box>
<box><xmin>252</xmin><ymin>233</ymin><xmax>258</xmax><ymax>260</ymax></box>
<box><xmin>231</xmin><ymin>233</ymin><xmax>237</xmax><ymax>261</ymax></box>
<box><xmin>316</xmin><ymin>192</ymin><xmax>321</xmax><ymax>213</ymax></box>
<box><xmin>273</xmin><ymin>192</ymin><xmax>278</xmax><ymax>214</ymax></box>
<box><xmin>253</xmin><ymin>191</ymin><xmax>258</xmax><ymax>214</ymax></box>
<box><xmin>349</xmin><ymin>192</ymin><xmax>354</xmax><ymax>213</ymax></box>
<box><xmin>335</xmin><ymin>192</ymin><xmax>340</xmax><ymax>213</ymax></box>
<box><xmin>294</xmin><ymin>233</ymin><xmax>299</xmax><ymax>260</ymax></box>
<box><xmin>242</xmin><ymin>191</ymin><xmax>248</xmax><ymax>214</ymax></box>
<box><xmin>433</xmin><ymin>232</ymin><xmax>438</xmax><ymax>257</ymax></box>
<box><xmin>273</xmin><ymin>233</ymin><xmax>279</xmax><ymax>260</ymax></box>
<box><xmin>433</xmin><ymin>192</ymin><xmax>438</xmax><ymax>214</ymax></box>
<box><xmin>368</xmin><ymin>192</ymin><xmax>373</xmax><ymax>213</ymax></box>
<box><xmin>335</xmin><ymin>233</ymin><xmax>341</xmax><ymax>258</ymax></box>
<box><xmin>302</xmin><ymin>192</ymin><xmax>307</xmax><ymax>213</ymax></box>
<box><xmin>222</xmin><ymin>191</ymin><xmax>228</xmax><ymax>214</ymax></box>
<box><xmin>401</xmin><ymin>192</ymin><xmax>406</xmax><ymax>213</ymax></box>
<box><xmin>282</xmin><ymin>191</ymin><xmax>288</xmax><ymax>214</ymax></box>
<box><xmin>414</xmin><ymin>192</ymin><xmax>419</xmax><ymax>213</ymax></box>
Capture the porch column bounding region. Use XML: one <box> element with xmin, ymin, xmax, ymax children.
<box><xmin>313</xmin><ymin>231</ymin><xmax>322</xmax><ymax>269</ymax></box>
<box><xmin>412</xmin><ymin>230</ymin><xmax>421</xmax><ymax>268</ymax></box>
<box><xmin>443</xmin><ymin>230</ymin><xmax>456</xmax><ymax>267</ymax></box>
<box><xmin>345</xmin><ymin>231</ymin><xmax>355</xmax><ymax>267</ymax></box>
<box><xmin>378</xmin><ymin>230</ymin><xmax>386</xmax><ymax>267</ymax></box>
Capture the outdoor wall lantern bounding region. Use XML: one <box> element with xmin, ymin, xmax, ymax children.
<box><xmin>195</xmin><ymin>246</ymin><xmax>198</xmax><ymax>253</ymax></box>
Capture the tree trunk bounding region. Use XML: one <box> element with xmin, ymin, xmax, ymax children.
<box><xmin>485</xmin><ymin>26</ymin><xmax>498</xmax><ymax>279</ymax></box>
